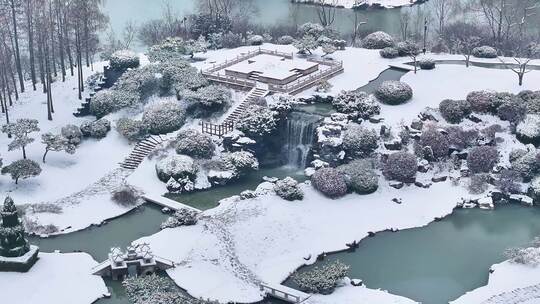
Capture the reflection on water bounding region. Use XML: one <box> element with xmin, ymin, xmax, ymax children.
<box><xmin>286</xmin><ymin>204</ymin><xmax>540</xmax><ymax>304</ymax></box>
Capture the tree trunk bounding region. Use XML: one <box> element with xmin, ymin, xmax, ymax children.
<box><xmin>22</xmin><ymin>146</ymin><xmax>27</xmax><ymax>159</ymax></box>
<box><xmin>10</xmin><ymin>0</ymin><xmax>25</xmax><ymax>93</ymax></box>
<box><xmin>43</xmin><ymin>149</ymin><xmax>49</xmax><ymax>163</ymax></box>
<box><xmin>27</xmin><ymin>1</ymin><xmax>37</xmax><ymax>91</ymax></box>
<box><xmin>518</xmin><ymin>73</ymin><xmax>524</xmax><ymax>86</ymax></box>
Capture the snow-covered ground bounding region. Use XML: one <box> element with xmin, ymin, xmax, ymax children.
<box><xmin>451</xmin><ymin>261</ymin><xmax>540</xmax><ymax>304</ymax></box>
<box><xmin>294</xmin><ymin>0</ymin><xmax>423</xmax><ymax>9</ymax></box>
<box><xmin>0</xmin><ymin>252</ymin><xmax>108</xmax><ymax>304</ymax></box>
<box><xmin>135</xmin><ymin>181</ymin><xmax>469</xmax><ymax>303</ymax></box>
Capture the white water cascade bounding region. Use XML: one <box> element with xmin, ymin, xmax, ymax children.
<box><xmin>283</xmin><ymin>111</ymin><xmax>321</xmax><ymax>169</ymax></box>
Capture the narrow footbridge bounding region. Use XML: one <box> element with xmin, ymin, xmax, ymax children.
<box><xmin>260</xmin><ymin>283</ymin><xmax>311</xmax><ymax>303</ymax></box>
<box><xmin>143</xmin><ymin>193</ymin><xmax>201</xmax><ymax>213</ymax></box>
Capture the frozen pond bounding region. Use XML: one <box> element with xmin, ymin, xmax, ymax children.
<box><xmin>287</xmin><ymin>204</ymin><xmax>540</xmax><ymax>304</ymax></box>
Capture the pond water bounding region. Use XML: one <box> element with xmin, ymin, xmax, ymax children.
<box><xmin>286</xmin><ymin>204</ymin><xmax>540</xmax><ymax>304</ymax></box>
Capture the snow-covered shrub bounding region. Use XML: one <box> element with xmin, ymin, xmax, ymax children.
<box><xmin>362</xmin><ymin>31</ymin><xmax>395</xmax><ymax>49</ymax></box>
<box><xmin>115</xmin><ymin>66</ymin><xmax>161</xmax><ymax>100</ymax></box>
<box><xmin>342</xmin><ymin>124</ymin><xmax>379</xmax><ymax>159</ymax></box>
<box><xmin>466</xmin><ymin>90</ymin><xmax>499</xmax><ymax>113</ymax></box>
<box><xmin>247</xmin><ymin>34</ymin><xmax>264</xmax><ymax>45</ymax></box>
<box><xmin>222</xmin><ymin>151</ymin><xmax>259</xmax><ymax>176</ymax></box>
<box><xmin>311</xmin><ymin>168</ymin><xmax>348</xmax><ymax>198</ymax></box>
<box><xmin>467</xmin><ymin>146</ymin><xmax>499</xmax><ymax>173</ymax></box>
<box><xmin>180</xmin><ymin>84</ymin><xmax>232</xmax><ymax>116</ymax></box>
<box><xmin>338</xmin><ymin>159</ymin><xmax>379</xmax><ymax>194</ymax></box>
<box><xmin>292</xmin><ymin>260</ymin><xmax>349</xmax><ymax>294</ymax></box>
<box><xmin>445</xmin><ymin>126</ymin><xmax>479</xmax><ymax>151</ymax></box>
<box><xmin>109</xmin><ymin>50</ymin><xmax>140</xmax><ymax>70</ymax></box>
<box><xmin>333</xmin><ymin>39</ymin><xmax>347</xmax><ymax>50</ymax></box>
<box><xmin>160</xmin><ymin>209</ymin><xmax>198</xmax><ymax>229</ymax></box>
<box><xmin>495</xmin><ymin>169</ymin><xmax>522</xmax><ymax>195</ymax></box>
<box><xmin>80</xmin><ymin>119</ymin><xmax>111</xmax><ymax>139</ymax></box>
<box><xmin>274</xmin><ymin>177</ymin><xmax>304</xmax><ymax>201</ymax></box>
<box><xmin>315</xmin><ymin>80</ymin><xmax>333</xmax><ymax>93</ymax></box>
<box><xmin>468</xmin><ymin>173</ymin><xmax>490</xmax><ymax>194</ymax></box>
<box><xmin>1</xmin><ymin>159</ymin><xmax>41</xmax><ymax>184</ymax></box>
<box><xmin>142</xmin><ymin>100</ymin><xmax>186</xmax><ymax>134</ymax></box>
<box><xmin>530</xmin><ymin>177</ymin><xmax>540</xmax><ymax>202</ymax></box>
<box><xmin>510</xmin><ymin>149</ymin><xmax>540</xmax><ymax>181</ymax></box>
<box><xmin>383</xmin><ymin>152</ymin><xmax>418</xmax><ymax>182</ymax></box>
<box><xmin>61</xmin><ymin>124</ymin><xmax>83</xmax><ymax>145</ymax></box>
<box><xmin>175</xmin><ymin>129</ymin><xmax>215</xmax><ymax>159</ymax></box>
<box><xmin>111</xmin><ymin>184</ymin><xmax>142</xmax><ymax>206</ymax></box>
<box><xmin>277</xmin><ymin>35</ymin><xmax>295</xmax><ymax>45</ymax></box>
<box><xmin>439</xmin><ymin>99</ymin><xmax>472</xmax><ymax>124</ymax></box>
<box><xmin>419</xmin><ymin>58</ymin><xmax>436</xmax><ymax>70</ymax></box>
<box><xmin>124</xmin><ymin>274</ymin><xmax>209</xmax><ymax>304</ymax></box>
<box><xmin>160</xmin><ymin>59</ymin><xmax>208</xmax><ymax>93</ymax></box>
<box><xmin>90</xmin><ymin>90</ymin><xmax>139</xmax><ymax>118</ymax></box>
<box><xmin>516</xmin><ymin>115</ymin><xmax>540</xmax><ymax>144</ymax></box>
<box><xmin>518</xmin><ymin>90</ymin><xmax>540</xmax><ymax>114</ymax></box>
<box><xmin>375</xmin><ymin>81</ymin><xmax>413</xmax><ymax>105</ymax></box>
<box><xmin>236</xmin><ymin>105</ymin><xmax>280</xmax><ymax>139</ymax></box>
<box><xmin>418</xmin><ymin>127</ymin><xmax>450</xmax><ymax>159</ymax></box>
<box><xmin>497</xmin><ymin>100</ymin><xmax>527</xmax><ymax>124</ymax></box>
<box><xmin>116</xmin><ymin>118</ymin><xmax>147</xmax><ymax>142</ymax></box>
<box><xmin>220</xmin><ymin>32</ymin><xmax>243</xmax><ymax>48</ymax></box>
<box><xmin>472</xmin><ymin>46</ymin><xmax>497</xmax><ymax>58</ymax></box>
<box><xmin>396</xmin><ymin>41</ymin><xmax>420</xmax><ymax>56</ymax></box>
<box><xmin>332</xmin><ymin>90</ymin><xmax>380</xmax><ymax>119</ymax></box>
<box><xmin>379</xmin><ymin>47</ymin><xmax>399</xmax><ymax>58</ymax></box>
<box><xmin>155</xmin><ymin>155</ymin><xmax>197</xmax><ymax>182</ymax></box>
<box><xmin>505</xmin><ymin>239</ymin><xmax>540</xmax><ymax>266</ymax></box>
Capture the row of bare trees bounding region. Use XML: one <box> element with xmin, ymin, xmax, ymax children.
<box><xmin>0</xmin><ymin>0</ymin><xmax>107</xmax><ymax>123</ymax></box>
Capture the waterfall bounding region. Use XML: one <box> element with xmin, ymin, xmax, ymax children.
<box><xmin>283</xmin><ymin>111</ymin><xmax>321</xmax><ymax>169</ymax></box>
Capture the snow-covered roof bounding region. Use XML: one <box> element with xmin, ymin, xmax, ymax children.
<box><xmin>225</xmin><ymin>54</ymin><xmax>318</xmax><ymax>81</ymax></box>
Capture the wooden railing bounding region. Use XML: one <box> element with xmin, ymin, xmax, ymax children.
<box><xmin>202</xmin><ymin>73</ymin><xmax>257</xmax><ymax>88</ymax></box>
<box><xmin>201</xmin><ymin>121</ymin><xmax>234</xmax><ymax>137</ymax></box>
<box><xmin>269</xmin><ymin>61</ymin><xmax>344</xmax><ymax>94</ymax></box>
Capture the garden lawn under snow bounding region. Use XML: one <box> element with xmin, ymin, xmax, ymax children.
<box><xmin>0</xmin><ymin>61</ymin><xmax>144</xmax><ymax>234</ymax></box>
<box><xmin>0</xmin><ymin>252</ymin><xmax>108</xmax><ymax>304</ymax></box>
<box><xmin>135</xmin><ymin>181</ymin><xmax>469</xmax><ymax>303</ymax></box>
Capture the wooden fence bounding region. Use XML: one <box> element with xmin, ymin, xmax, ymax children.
<box><xmin>201</xmin><ymin>121</ymin><xmax>234</xmax><ymax>137</ymax></box>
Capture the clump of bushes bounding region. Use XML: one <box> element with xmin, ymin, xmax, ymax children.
<box><xmin>516</xmin><ymin>115</ymin><xmax>540</xmax><ymax>144</ymax></box>
<box><xmin>497</xmin><ymin>100</ymin><xmax>527</xmax><ymax>124</ymax></box>
<box><xmin>496</xmin><ymin>169</ymin><xmax>522</xmax><ymax>195</ymax></box>
<box><xmin>247</xmin><ymin>34</ymin><xmax>264</xmax><ymax>45</ymax></box>
<box><xmin>530</xmin><ymin>177</ymin><xmax>540</xmax><ymax>202</ymax></box>
<box><xmin>468</xmin><ymin>173</ymin><xmax>491</xmax><ymax>194</ymax></box>
<box><xmin>445</xmin><ymin>126</ymin><xmax>478</xmax><ymax>151</ymax></box>
<box><xmin>179</xmin><ymin>84</ymin><xmax>232</xmax><ymax>117</ymax></box>
<box><xmin>274</xmin><ymin>177</ymin><xmax>304</xmax><ymax>201</ymax></box>
<box><xmin>338</xmin><ymin>160</ymin><xmax>379</xmax><ymax>194</ymax></box>
<box><xmin>175</xmin><ymin>129</ymin><xmax>215</xmax><ymax>159</ymax></box>
<box><xmin>236</xmin><ymin>105</ymin><xmax>280</xmax><ymax>139</ymax></box>
<box><xmin>292</xmin><ymin>260</ymin><xmax>349</xmax><ymax>294</ymax></box>
<box><xmin>277</xmin><ymin>35</ymin><xmax>295</xmax><ymax>45</ymax></box>
<box><xmin>111</xmin><ymin>184</ymin><xmax>142</xmax><ymax>206</ymax></box>
<box><xmin>383</xmin><ymin>152</ymin><xmax>417</xmax><ymax>182</ymax></box>
<box><xmin>510</xmin><ymin>148</ymin><xmax>540</xmax><ymax>181</ymax></box>
<box><xmin>418</xmin><ymin>127</ymin><xmax>450</xmax><ymax>159</ymax></box>
<box><xmin>396</xmin><ymin>41</ymin><xmax>419</xmax><ymax>56</ymax></box>
<box><xmin>161</xmin><ymin>209</ymin><xmax>198</xmax><ymax>229</ymax></box>
<box><xmin>142</xmin><ymin>100</ymin><xmax>186</xmax><ymax>134</ymax></box>
<box><xmin>375</xmin><ymin>81</ymin><xmax>413</xmax><ymax>105</ymax></box>
<box><xmin>379</xmin><ymin>47</ymin><xmax>399</xmax><ymax>59</ymax></box>
<box><xmin>220</xmin><ymin>32</ymin><xmax>243</xmax><ymax>48</ymax></box>
<box><xmin>61</xmin><ymin>124</ymin><xmax>83</xmax><ymax>145</ymax></box>
<box><xmin>362</xmin><ymin>31</ymin><xmax>395</xmax><ymax>49</ymax></box>
<box><xmin>467</xmin><ymin>146</ymin><xmax>499</xmax><ymax>173</ymax></box>
<box><xmin>80</xmin><ymin>119</ymin><xmax>111</xmax><ymax>139</ymax></box>
<box><xmin>466</xmin><ymin>90</ymin><xmax>499</xmax><ymax>113</ymax></box>
<box><xmin>90</xmin><ymin>90</ymin><xmax>139</xmax><ymax>118</ymax></box>
<box><xmin>332</xmin><ymin>91</ymin><xmax>380</xmax><ymax>119</ymax></box>
<box><xmin>518</xmin><ymin>90</ymin><xmax>540</xmax><ymax>114</ymax></box>
<box><xmin>311</xmin><ymin>168</ymin><xmax>348</xmax><ymax>199</ymax></box>
<box><xmin>505</xmin><ymin>238</ymin><xmax>540</xmax><ymax>266</ymax></box>
<box><xmin>439</xmin><ymin>99</ymin><xmax>472</xmax><ymax>124</ymax></box>
<box><xmin>419</xmin><ymin>58</ymin><xmax>436</xmax><ymax>70</ymax></box>
<box><xmin>109</xmin><ymin>50</ymin><xmax>140</xmax><ymax>70</ymax></box>
<box><xmin>342</xmin><ymin>124</ymin><xmax>379</xmax><ymax>159</ymax></box>
<box><xmin>155</xmin><ymin>155</ymin><xmax>198</xmax><ymax>183</ymax></box>
<box><xmin>223</xmin><ymin>151</ymin><xmax>259</xmax><ymax>176</ymax></box>
<box><xmin>116</xmin><ymin>118</ymin><xmax>147</xmax><ymax>142</ymax></box>
<box><xmin>472</xmin><ymin>46</ymin><xmax>498</xmax><ymax>58</ymax></box>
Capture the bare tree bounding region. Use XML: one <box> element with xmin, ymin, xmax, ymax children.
<box><xmin>431</xmin><ymin>0</ymin><xmax>453</xmax><ymax>37</ymax></box>
<box><xmin>315</xmin><ymin>0</ymin><xmax>337</xmax><ymax>27</ymax></box>
<box><xmin>350</xmin><ymin>10</ymin><xmax>367</xmax><ymax>46</ymax></box>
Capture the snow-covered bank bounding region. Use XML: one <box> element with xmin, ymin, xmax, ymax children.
<box><xmin>451</xmin><ymin>261</ymin><xmax>540</xmax><ymax>304</ymax></box>
<box><xmin>293</xmin><ymin>0</ymin><xmax>425</xmax><ymax>9</ymax></box>
<box><xmin>0</xmin><ymin>252</ymin><xmax>108</xmax><ymax>304</ymax></box>
<box><xmin>136</xmin><ymin>180</ymin><xmax>469</xmax><ymax>303</ymax></box>
<box><xmin>311</xmin><ymin>283</ymin><xmax>418</xmax><ymax>303</ymax></box>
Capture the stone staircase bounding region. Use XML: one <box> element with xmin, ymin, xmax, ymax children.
<box><xmin>74</xmin><ymin>74</ymin><xmax>107</xmax><ymax>117</ymax></box>
<box><xmin>119</xmin><ymin>135</ymin><xmax>166</xmax><ymax>170</ymax></box>
<box><xmin>223</xmin><ymin>87</ymin><xmax>269</xmax><ymax>125</ymax></box>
